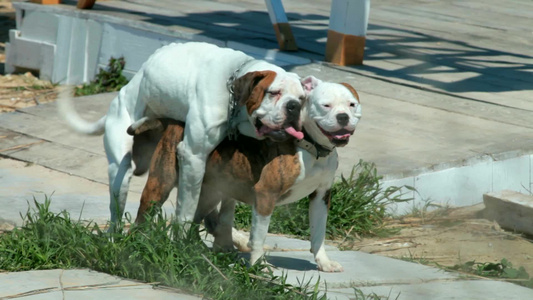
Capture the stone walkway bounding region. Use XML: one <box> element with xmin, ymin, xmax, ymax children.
<box><xmin>1</xmin><ymin>0</ymin><xmax>533</xmax><ymax>298</ymax></box>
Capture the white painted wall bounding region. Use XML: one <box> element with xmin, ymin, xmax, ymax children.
<box><xmin>6</xmin><ymin>2</ymin><xmax>311</xmax><ymax>85</ymax></box>
<box><xmin>383</xmin><ymin>153</ymin><xmax>532</xmax><ymax>216</ymax></box>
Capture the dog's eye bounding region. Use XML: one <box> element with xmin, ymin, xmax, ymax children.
<box><xmin>322</xmin><ymin>104</ymin><xmax>330</xmax><ymax>108</ymax></box>
<box><xmin>268</xmin><ymin>90</ymin><xmax>281</xmax><ymax>96</ymax></box>
<box><xmin>350</xmin><ymin>103</ymin><xmax>356</xmax><ymax>107</ymax></box>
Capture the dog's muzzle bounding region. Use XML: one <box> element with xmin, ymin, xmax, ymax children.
<box><xmin>285</xmin><ymin>100</ymin><xmax>301</xmax><ymax>124</ymax></box>
<box><xmin>255</xmin><ymin>100</ymin><xmax>303</xmax><ymax>142</ymax></box>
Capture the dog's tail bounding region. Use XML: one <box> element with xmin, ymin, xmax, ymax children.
<box><xmin>56</xmin><ymin>87</ymin><xmax>106</xmax><ymax>135</ymax></box>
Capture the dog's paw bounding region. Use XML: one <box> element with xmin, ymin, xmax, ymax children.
<box><xmin>317</xmin><ymin>259</ymin><xmax>344</xmax><ymax>272</ymax></box>
<box><xmin>250</xmin><ymin>257</ymin><xmax>277</xmax><ymax>273</ymax></box>
<box><xmin>261</xmin><ymin>262</ymin><xmax>278</xmax><ymax>273</ymax></box>
<box><xmin>232</xmin><ymin>228</ymin><xmax>251</xmax><ymax>252</ymax></box>
<box><xmin>213</xmin><ymin>241</ymin><xmax>237</xmax><ymax>253</ymax></box>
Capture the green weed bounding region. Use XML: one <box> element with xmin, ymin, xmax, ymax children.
<box><xmin>450</xmin><ymin>258</ymin><xmax>533</xmax><ymax>288</ymax></box>
<box><xmin>0</xmin><ymin>197</ymin><xmax>326</xmax><ymax>299</ymax></box>
<box><xmin>74</xmin><ymin>57</ymin><xmax>128</xmax><ymax>96</ymax></box>
<box><xmin>396</xmin><ymin>250</ymin><xmax>434</xmax><ymax>267</ymax></box>
<box><xmin>235</xmin><ymin>160</ymin><xmax>413</xmax><ymax>239</ymax></box>
<box><xmin>353</xmin><ymin>288</ymin><xmax>400</xmax><ymax>300</ymax></box>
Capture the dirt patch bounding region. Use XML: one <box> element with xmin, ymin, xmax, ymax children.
<box><xmin>339</xmin><ymin>204</ymin><xmax>533</xmax><ymax>277</ymax></box>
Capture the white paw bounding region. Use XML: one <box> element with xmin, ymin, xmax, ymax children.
<box><xmin>231</xmin><ymin>228</ymin><xmax>251</xmax><ymax>252</ymax></box>
<box><xmin>250</xmin><ymin>256</ymin><xmax>276</xmax><ymax>273</ymax></box>
<box><xmin>317</xmin><ymin>259</ymin><xmax>344</xmax><ymax>272</ymax></box>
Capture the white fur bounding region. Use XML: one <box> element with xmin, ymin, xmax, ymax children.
<box><xmin>58</xmin><ymin>42</ymin><xmax>305</xmax><ymax>232</ymax></box>
<box><xmin>246</xmin><ymin>79</ymin><xmax>361</xmax><ymax>272</ymax></box>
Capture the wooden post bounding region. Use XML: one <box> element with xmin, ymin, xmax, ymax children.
<box><xmin>30</xmin><ymin>0</ymin><xmax>61</xmax><ymax>4</ymax></box>
<box><xmin>325</xmin><ymin>0</ymin><xmax>370</xmax><ymax>65</ymax></box>
<box><xmin>77</xmin><ymin>0</ymin><xmax>96</xmax><ymax>9</ymax></box>
<box><xmin>265</xmin><ymin>0</ymin><xmax>298</xmax><ymax>51</ymax></box>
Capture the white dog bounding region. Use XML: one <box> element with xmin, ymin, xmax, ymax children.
<box><xmin>58</xmin><ymin>42</ymin><xmax>308</xmax><ymax>231</ymax></box>
<box><xmin>132</xmin><ymin>79</ymin><xmax>362</xmax><ymax>272</ymax></box>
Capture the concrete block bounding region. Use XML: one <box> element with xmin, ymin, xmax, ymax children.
<box><xmin>19</xmin><ymin>9</ymin><xmax>59</xmax><ymax>44</ymax></box>
<box><xmin>483</xmin><ymin>190</ymin><xmax>533</xmax><ymax>235</ymax></box>
<box><xmin>492</xmin><ymin>155</ymin><xmax>530</xmax><ymax>194</ymax></box>
<box><xmin>5</xmin><ymin>29</ymin><xmax>56</xmax><ymax>80</ymax></box>
<box><xmin>99</xmin><ymin>23</ymin><xmax>176</xmax><ymax>78</ymax></box>
<box><xmin>381</xmin><ymin>176</ymin><xmax>416</xmax><ymax>216</ymax></box>
<box><xmin>414</xmin><ymin>159</ymin><xmax>492</xmax><ymax>207</ymax></box>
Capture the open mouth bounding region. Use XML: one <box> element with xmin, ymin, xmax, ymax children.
<box><xmin>255</xmin><ymin>118</ymin><xmax>304</xmax><ymax>141</ymax></box>
<box><xmin>319</xmin><ymin>126</ymin><xmax>354</xmax><ymax>146</ymax></box>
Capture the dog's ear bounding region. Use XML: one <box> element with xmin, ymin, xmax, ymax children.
<box><xmin>233</xmin><ymin>70</ymin><xmax>277</xmax><ymax>114</ymax></box>
<box><xmin>301</xmin><ymin>75</ymin><xmax>322</xmax><ymax>96</ymax></box>
<box><xmin>340</xmin><ymin>82</ymin><xmax>360</xmax><ymax>103</ymax></box>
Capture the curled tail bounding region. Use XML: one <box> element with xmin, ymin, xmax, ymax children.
<box><xmin>56</xmin><ymin>87</ymin><xmax>107</xmax><ymax>135</ymax></box>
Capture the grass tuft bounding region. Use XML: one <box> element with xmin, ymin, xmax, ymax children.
<box><xmin>74</xmin><ymin>57</ymin><xmax>129</xmax><ymax>96</ymax></box>
<box><xmin>449</xmin><ymin>258</ymin><xmax>533</xmax><ymax>288</ymax></box>
<box><xmin>0</xmin><ymin>196</ymin><xmax>326</xmax><ymax>299</ymax></box>
<box><xmin>235</xmin><ymin>160</ymin><xmax>413</xmax><ymax>239</ymax></box>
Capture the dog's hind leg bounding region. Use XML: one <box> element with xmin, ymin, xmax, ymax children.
<box><xmin>104</xmin><ymin>113</ymin><xmax>135</xmax><ymax>232</ymax></box>
<box><xmin>135</xmin><ymin>121</ymin><xmax>184</xmax><ymax>224</ymax></box>
<box><xmin>107</xmin><ymin>154</ymin><xmax>133</xmax><ymax>232</ymax></box>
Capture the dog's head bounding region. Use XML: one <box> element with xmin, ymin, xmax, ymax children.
<box><xmin>301</xmin><ymin>77</ymin><xmax>362</xmax><ymax>147</ymax></box>
<box><xmin>232</xmin><ymin>68</ymin><xmax>305</xmax><ymax>142</ymax></box>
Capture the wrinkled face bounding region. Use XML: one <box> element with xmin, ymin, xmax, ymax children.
<box><xmin>306</xmin><ymin>81</ymin><xmax>362</xmax><ymax>147</ymax></box>
<box><xmin>233</xmin><ymin>70</ymin><xmax>305</xmax><ymax>142</ymax></box>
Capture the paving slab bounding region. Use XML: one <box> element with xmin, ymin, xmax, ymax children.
<box><xmin>267</xmin><ymin>250</ymin><xmax>457</xmax><ymax>288</ymax></box>
<box><xmin>0</xmin><ymin>269</ymin><xmax>201</xmax><ymax>300</ymax></box>
<box><xmin>0</xmin><ymin>158</ymin><xmax>175</xmax><ymax>227</ymax></box>
<box><xmin>332</xmin><ymin>280</ymin><xmax>533</xmax><ymax>300</ymax></box>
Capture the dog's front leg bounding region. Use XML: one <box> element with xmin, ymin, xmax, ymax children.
<box><xmin>175</xmin><ymin>121</ymin><xmax>222</xmax><ymax>235</ymax></box>
<box><xmin>175</xmin><ymin>147</ymin><xmax>207</xmax><ymax>234</ymax></box>
<box><xmin>248</xmin><ymin>205</ymin><xmax>272</xmax><ymax>266</ymax></box>
<box><xmin>248</xmin><ymin>188</ymin><xmax>277</xmax><ymax>266</ymax></box>
<box><xmin>309</xmin><ymin>189</ymin><xmax>344</xmax><ymax>272</ymax></box>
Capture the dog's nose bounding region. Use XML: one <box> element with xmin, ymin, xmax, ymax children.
<box><xmin>286</xmin><ymin>100</ymin><xmax>301</xmax><ymax>117</ymax></box>
<box><xmin>336</xmin><ymin>113</ymin><xmax>349</xmax><ymax>126</ymax></box>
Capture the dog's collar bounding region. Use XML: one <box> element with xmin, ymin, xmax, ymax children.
<box><xmin>296</xmin><ymin>129</ymin><xmax>335</xmax><ymax>159</ymax></box>
<box><xmin>226</xmin><ymin>58</ymin><xmax>255</xmax><ymax>141</ymax></box>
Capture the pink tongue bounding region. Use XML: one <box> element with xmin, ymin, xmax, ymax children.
<box><xmin>333</xmin><ymin>133</ymin><xmax>351</xmax><ymax>140</ymax></box>
<box><xmin>285</xmin><ymin>126</ymin><xmax>304</xmax><ymax>140</ymax></box>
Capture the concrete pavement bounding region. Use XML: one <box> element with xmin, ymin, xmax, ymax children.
<box><xmin>1</xmin><ymin>0</ymin><xmax>533</xmax><ymax>298</ymax></box>
<box><xmin>1</xmin><ymin>228</ymin><xmax>533</xmax><ymax>299</ymax></box>
<box><xmin>5</xmin><ymin>0</ymin><xmax>533</xmax><ymax>212</ymax></box>
<box><xmin>1</xmin><ymin>86</ymin><xmax>532</xmax><ymax>300</ymax></box>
